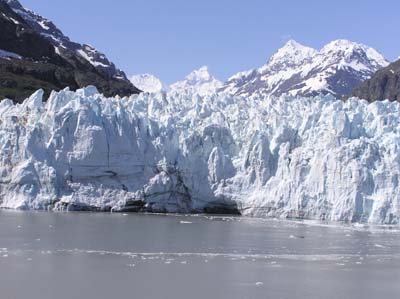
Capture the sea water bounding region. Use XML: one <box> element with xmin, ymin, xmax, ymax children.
<box><xmin>0</xmin><ymin>211</ymin><xmax>399</xmax><ymax>299</ymax></box>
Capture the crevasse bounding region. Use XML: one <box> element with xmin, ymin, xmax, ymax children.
<box><xmin>1</xmin><ymin>86</ymin><xmax>399</xmax><ymax>224</ymax></box>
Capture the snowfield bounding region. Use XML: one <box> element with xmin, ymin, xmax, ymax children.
<box><xmin>1</xmin><ymin>86</ymin><xmax>400</xmax><ymax>224</ymax></box>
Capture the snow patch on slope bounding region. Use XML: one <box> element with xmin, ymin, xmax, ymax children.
<box><xmin>0</xmin><ymin>48</ymin><xmax>22</xmax><ymax>60</ymax></box>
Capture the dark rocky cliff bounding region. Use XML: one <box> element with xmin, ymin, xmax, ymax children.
<box><xmin>351</xmin><ymin>59</ymin><xmax>400</xmax><ymax>102</ymax></box>
<box><xmin>0</xmin><ymin>1</ymin><xmax>140</xmax><ymax>103</ymax></box>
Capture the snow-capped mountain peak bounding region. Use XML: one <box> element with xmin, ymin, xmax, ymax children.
<box><xmin>266</xmin><ymin>39</ymin><xmax>317</xmax><ymax>69</ymax></box>
<box><xmin>170</xmin><ymin>66</ymin><xmax>223</xmax><ymax>96</ymax></box>
<box><xmin>320</xmin><ymin>39</ymin><xmax>388</xmax><ymax>71</ymax></box>
<box><xmin>129</xmin><ymin>74</ymin><xmax>165</xmax><ymax>93</ymax></box>
<box><xmin>320</xmin><ymin>39</ymin><xmax>379</xmax><ymax>55</ymax></box>
<box><xmin>322</xmin><ymin>39</ymin><xmax>360</xmax><ymax>51</ymax></box>
<box><xmin>220</xmin><ymin>39</ymin><xmax>389</xmax><ymax>98</ymax></box>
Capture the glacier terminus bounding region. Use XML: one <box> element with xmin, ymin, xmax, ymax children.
<box><xmin>1</xmin><ymin>86</ymin><xmax>400</xmax><ymax>224</ymax></box>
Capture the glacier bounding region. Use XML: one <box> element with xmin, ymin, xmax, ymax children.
<box><xmin>1</xmin><ymin>86</ymin><xmax>400</xmax><ymax>224</ymax></box>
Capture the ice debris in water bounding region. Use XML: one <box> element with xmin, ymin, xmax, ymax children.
<box><xmin>180</xmin><ymin>221</ymin><xmax>193</xmax><ymax>224</ymax></box>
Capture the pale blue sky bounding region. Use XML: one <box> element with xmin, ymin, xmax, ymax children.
<box><xmin>21</xmin><ymin>0</ymin><xmax>400</xmax><ymax>84</ymax></box>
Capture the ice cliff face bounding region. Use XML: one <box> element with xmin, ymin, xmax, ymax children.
<box><xmin>1</xmin><ymin>87</ymin><xmax>400</xmax><ymax>224</ymax></box>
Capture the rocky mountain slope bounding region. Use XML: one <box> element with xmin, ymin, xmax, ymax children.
<box><xmin>220</xmin><ymin>40</ymin><xmax>389</xmax><ymax>98</ymax></box>
<box><xmin>1</xmin><ymin>87</ymin><xmax>400</xmax><ymax>224</ymax></box>
<box><xmin>351</xmin><ymin>59</ymin><xmax>400</xmax><ymax>102</ymax></box>
<box><xmin>0</xmin><ymin>0</ymin><xmax>140</xmax><ymax>102</ymax></box>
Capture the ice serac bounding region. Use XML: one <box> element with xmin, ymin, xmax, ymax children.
<box><xmin>129</xmin><ymin>74</ymin><xmax>166</xmax><ymax>93</ymax></box>
<box><xmin>1</xmin><ymin>88</ymin><xmax>400</xmax><ymax>224</ymax></box>
<box><xmin>170</xmin><ymin>66</ymin><xmax>223</xmax><ymax>96</ymax></box>
<box><xmin>220</xmin><ymin>39</ymin><xmax>389</xmax><ymax>98</ymax></box>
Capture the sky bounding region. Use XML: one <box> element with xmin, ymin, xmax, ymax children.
<box><xmin>20</xmin><ymin>0</ymin><xmax>400</xmax><ymax>84</ymax></box>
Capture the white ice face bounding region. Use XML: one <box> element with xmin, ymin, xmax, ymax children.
<box><xmin>0</xmin><ymin>86</ymin><xmax>399</xmax><ymax>224</ymax></box>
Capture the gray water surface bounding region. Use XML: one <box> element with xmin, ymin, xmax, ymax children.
<box><xmin>0</xmin><ymin>211</ymin><xmax>399</xmax><ymax>299</ymax></box>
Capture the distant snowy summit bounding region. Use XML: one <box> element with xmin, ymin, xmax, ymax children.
<box><xmin>169</xmin><ymin>66</ymin><xmax>223</xmax><ymax>96</ymax></box>
<box><xmin>130</xmin><ymin>67</ymin><xmax>222</xmax><ymax>95</ymax></box>
<box><xmin>130</xmin><ymin>40</ymin><xmax>389</xmax><ymax>99</ymax></box>
<box><xmin>220</xmin><ymin>39</ymin><xmax>389</xmax><ymax>98</ymax></box>
<box><xmin>129</xmin><ymin>74</ymin><xmax>166</xmax><ymax>93</ymax></box>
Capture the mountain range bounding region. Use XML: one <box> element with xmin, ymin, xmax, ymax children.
<box><xmin>0</xmin><ymin>0</ymin><xmax>399</xmax><ymax>103</ymax></box>
<box><xmin>130</xmin><ymin>40</ymin><xmax>392</xmax><ymax>99</ymax></box>
<box><xmin>220</xmin><ymin>39</ymin><xmax>389</xmax><ymax>98</ymax></box>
